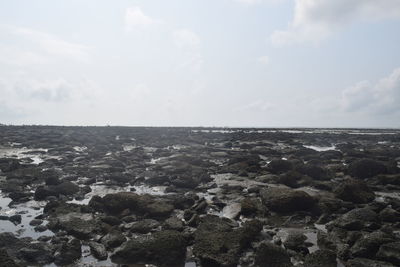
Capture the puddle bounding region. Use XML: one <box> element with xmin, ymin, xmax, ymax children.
<box><xmin>303</xmin><ymin>145</ymin><xmax>337</xmax><ymax>152</ymax></box>
<box><xmin>68</xmin><ymin>184</ymin><xmax>168</xmax><ymax>205</ymax></box>
<box><xmin>375</xmin><ymin>191</ymin><xmax>400</xmax><ymax>202</ymax></box>
<box><xmin>73</xmin><ymin>146</ymin><xmax>87</xmax><ymax>152</ymax></box>
<box><xmin>0</xmin><ymin>193</ymin><xmax>53</xmax><ymax>239</ymax></box>
<box><xmin>0</xmin><ymin>146</ymin><xmax>60</xmax><ymax>165</ymax></box>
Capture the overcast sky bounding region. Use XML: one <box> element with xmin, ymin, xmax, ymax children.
<box><xmin>0</xmin><ymin>0</ymin><xmax>400</xmax><ymax>128</ymax></box>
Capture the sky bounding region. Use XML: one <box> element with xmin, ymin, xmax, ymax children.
<box><xmin>0</xmin><ymin>0</ymin><xmax>400</xmax><ymax>128</ymax></box>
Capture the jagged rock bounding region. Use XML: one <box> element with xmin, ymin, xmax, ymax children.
<box><xmin>260</xmin><ymin>187</ymin><xmax>316</xmax><ymax>213</ymax></box>
<box><xmin>346</xmin><ymin>258</ymin><xmax>394</xmax><ymax>267</ymax></box>
<box><xmin>376</xmin><ymin>242</ymin><xmax>400</xmax><ymax>265</ymax></box>
<box><xmin>332</xmin><ymin>207</ymin><xmax>378</xmax><ymax>231</ymax></box>
<box><xmin>350</xmin><ymin>231</ymin><xmax>394</xmax><ymax>258</ymax></box>
<box><xmin>88</xmin><ymin>241</ymin><xmax>108</xmax><ymax>260</ymax></box>
<box><xmin>100</xmin><ymin>230</ymin><xmax>126</xmax><ymax>248</ymax></box>
<box><xmin>303</xmin><ymin>249</ymin><xmax>337</xmax><ymax>267</ymax></box>
<box><xmin>334</xmin><ymin>179</ymin><xmax>375</xmax><ymax>204</ymax></box>
<box><xmin>49</xmin><ymin>212</ymin><xmax>98</xmax><ymax>239</ymax></box>
<box><xmin>267</xmin><ymin>160</ymin><xmax>293</xmax><ymax>174</ymax></box>
<box><xmin>254</xmin><ymin>242</ymin><xmax>292</xmax><ymax>267</ymax></box>
<box><xmin>348</xmin><ymin>159</ymin><xmax>387</xmax><ymax>179</ymax></box>
<box><xmin>193</xmin><ymin>216</ymin><xmax>262</xmax><ymax>267</ymax></box>
<box><xmin>111</xmin><ymin>230</ymin><xmax>188</xmax><ymax>267</ymax></box>
<box><xmin>54</xmin><ymin>239</ymin><xmax>81</xmax><ymax>266</ymax></box>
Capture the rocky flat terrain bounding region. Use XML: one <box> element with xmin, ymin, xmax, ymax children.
<box><xmin>0</xmin><ymin>126</ymin><xmax>399</xmax><ymax>267</ymax></box>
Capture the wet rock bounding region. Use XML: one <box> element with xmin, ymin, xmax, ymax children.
<box><xmin>0</xmin><ymin>158</ymin><xmax>20</xmax><ymax>173</ymax></box>
<box><xmin>267</xmin><ymin>159</ymin><xmax>293</xmax><ymax>174</ymax></box>
<box><xmin>100</xmin><ymin>215</ymin><xmax>121</xmax><ymax>226</ymax></box>
<box><xmin>100</xmin><ymin>230</ymin><xmax>126</xmax><ymax>248</ymax></box>
<box><xmin>283</xmin><ymin>231</ymin><xmax>307</xmax><ymax>252</ymax></box>
<box><xmin>348</xmin><ymin>159</ymin><xmax>387</xmax><ymax>179</ymax></box>
<box><xmin>334</xmin><ymin>179</ymin><xmax>375</xmax><ymax>204</ymax></box>
<box><xmin>164</xmin><ymin>216</ymin><xmax>184</xmax><ymax>231</ymax></box>
<box><xmin>379</xmin><ymin>207</ymin><xmax>400</xmax><ymax>222</ymax></box>
<box><xmin>0</xmin><ymin>249</ymin><xmax>20</xmax><ymax>267</ymax></box>
<box><xmin>260</xmin><ymin>187</ymin><xmax>316</xmax><ymax>213</ymax></box>
<box><xmin>254</xmin><ymin>242</ymin><xmax>292</xmax><ymax>267</ymax></box>
<box><xmin>240</xmin><ymin>197</ymin><xmax>264</xmax><ymax>216</ymax></box>
<box><xmin>9</xmin><ymin>215</ymin><xmax>21</xmax><ymax>225</ymax></box>
<box><xmin>350</xmin><ymin>231</ymin><xmax>394</xmax><ymax>258</ymax></box>
<box><xmin>34</xmin><ymin>225</ymin><xmax>48</xmax><ymax>232</ymax></box>
<box><xmin>18</xmin><ymin>245</ymin><xmax>54</xmax><ymax>265</ymax></box>
<box><xmin>296</xmin><ymin>164</ymin><xmax>331</xmax><ymax>180</ymax></box>
<box><xmin>303</xmin><ymin>249</ymin><xmax>337</xmax><ymax>267</ymax></box>
<box><xmin>111</xmin><ymin>230</ymin><xmax>188</xmax><ymax>267</ymax></box>
<box><xmin>54</xmin><ymin>238</ymin><xmax>82</xmax><ymax>266</ymax></box>
<box><xmin>145</xmin><ymin>201</ymin><xmax>174</xmax><ymax>218</ymax></box>
<box><xmin>331</xmin><ymin>207</ymin><xmax>378</xmax><ymax>231</ymax></box>
<box><xmin>193</xmin><ymin>216</ymin><xmax>262</xmax><ymax>267</ymax></box>
<box><xmin>29</xmin><ymin>219</ymin><xmax>43</xmax><ymax>226</ymax></box>
<box><xmin>88</xmin><ymin>241</ymin><xmax>108</xmax><ymax>260</ymax></box>
<box><xmin>346</xmin><ymin>257</ymin><xmax>395</xmax><ymax>267</ymax></box>
<box><xmin>8</xmin><ymin>191</ymin><xmax>31</xmax><ymax>202</ymax></box>
<box><xmin>34</xmin><ymin>181</ymin><xmax>80</xmax><ymax>200</ymax></box>
<box><xmin>49</xmin><ymin>212</ymin><xmax>98</xmax><ymax>239</ymax></box>
<box><xmin>376</xmin><ymin>242</ymin><xmax>400</xmax><ymax>265</ymax></box>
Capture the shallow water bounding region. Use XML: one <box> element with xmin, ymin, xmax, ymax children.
<box><xmin>0</xmin><ymin>194</ymin><xmax>53</xmax><ymax>238</ymax></box>
<box><xmin>68</xmin><ymin>184</ymin><xmax>168</xmax><ymax>205</ymax></box>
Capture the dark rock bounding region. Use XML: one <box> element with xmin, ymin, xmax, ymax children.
<box><xmin>332</xmin><ymin>207</ymin><xmax>378</xmax><ymax>231</ymax></box>
<box><xmin>334</xmin><ymin>179</ymin><xmax>375</xmax><ymax>204</ymax></box>
<box><xmin>111</xmin><ymin>230</ymin><xmax>188</xmax><ymax>267</ymax></box>
<box><xmin>303</xmin><ymin>249</ymin><xmax>337</xmax><ymax>267</ymax></box>
<box><xmin>49</xmin><ymin>212</ymin><xmax>98</xmax><ymax>239</ymax></box>
<box><xmin>88</xmin><ymin>241</ymin><xmax>108</xmax><ymax>260</ymax></box>
<box><xmin>18</xmin><ymin>244</ymin><xmax>54</xmax><ymax>265</ymax></box>
<box><xmin>34</xmin><ymin>181</ymin><xmax>80</xmax><ymax>200</ymax></box>
<box><xmin>54</xmin><ymin>238</ymin><xmax>81</xmax><ymax>265</ymax></box>
<box><xmin>0</xmin><ymin>158</ymin><xmax>20</xmax><ymax>173</ymax></box>
<box><xmin>34</xmin><ymin>225</ymin><xmax>48</xmax><ymax>232</ymax></box>
<box><xmin>260</xmin><ymin>187</ymin><xmax>316</xmax><ymax>213</ymax></box>
<box><xmin>267</xmin><ymin>160</ymin><xmax>293</xmax><ymax>174</ymax></box>
<box><xmin>101</xmin><ymin>215</ymin><xmax>121</xmax><ymax>226</ymax></box>
<box><xmin>9</xmin><ymin>215</ymin><xmax>21</xmax><ymax>225</ymax></box>
<box><xmin>101</xmin><ymin>230</ymin><xmax>126</xmax><ymax>248</ymax></box>
<box><xmin>348</xmin><ymin>159</ymin><xmax>387</xmax><ymax>179</ymax></box>
<box><xmin>346</xmin><ymin>257</ymin><xmax>394</xmax><ymax>267</ymax></box>
<box><xmin>164</xmin><ymin>216</ymin><xmax>184</xmax><ymax>231</ymax></box>
<box><xmin>29</xmin><ymin>219</ymin><xmax>43</xmax><ymax>226</ymax></box>
<box><xmin>254</xmin><ymin>242</ymin><xmax>292</xmax><ymax>267</ymax></box>
<box><xmin>379</xmin><ymin>207</ymin><xmax>400</xmax><ymax>222</ymax></box>
<box><xmin>296</xmin><ymin>164</ymin><xmax>331</xmax><ymax>180</ymax></box>
<box><xmin>0</xmin><ymin>249</ymin><xmax>20</xmax><ymax>267</ymax></box>
<box><xmin>283</xmin><ymin>231</ymin><xmax>307</xmax><ymax>252</ymax></box>
<box><xmin>193</xmin><ymin>216</ymin><xmax>262</xmax><ymax>267</ymax></box>
<box><xmin>350</xmin><ymin>231</ymin><xmax>394</xmax><ymax>258</ymax></box>
<box><xmin>376</xmin><ymin>242</ymin><xmax>400</xmax><ymax>265</ymax></box>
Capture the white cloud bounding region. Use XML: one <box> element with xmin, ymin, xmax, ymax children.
<box><xmin>0</xmin><ymin>25</ymin><xmax>90</xmax><ymax>63</ymax></box>
<box><xmin>341</xmin><ymin>67</ymin><xmax>400</xmax><ymax>114</ymax></box>
<box><xmin>125</xmin><ymin>6</ymin><xmax>160</xmax><ymax>31</ymax></box>
<box><xmin>271</xmin><ymin>0</ymin><xmax>400</xmax><ymax>46</ymax></box>
<box><xmin>257</xmin><ymin>55</ymin><xmax>269</xmax><ymax>64</ymax></box>
<box><xmin>173</xmin><ymin>29</ymin><xmax>201</xmax><ymax>49</ymax></box>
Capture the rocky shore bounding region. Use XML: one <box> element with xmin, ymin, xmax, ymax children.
<box><xmin>0</xmin><ymin>126</ymin><xmax>399</xmax><ymax>266</ymax></box>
